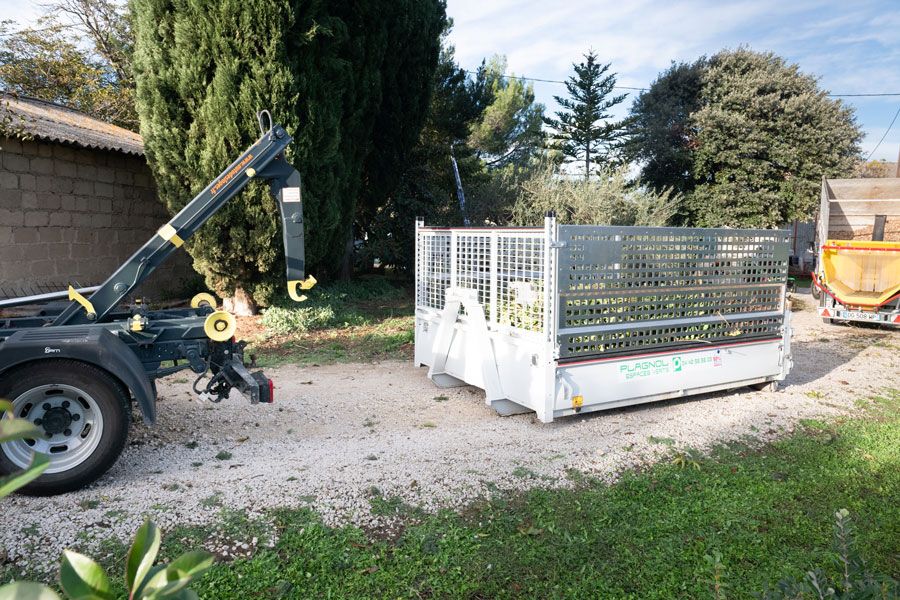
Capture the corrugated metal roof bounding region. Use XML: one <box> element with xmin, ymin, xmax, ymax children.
<box><xmin>0</xmin><ymin>93</ymin><xmax>143</xmax><ymax>156</ymax></box>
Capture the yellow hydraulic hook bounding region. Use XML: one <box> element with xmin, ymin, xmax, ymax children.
<box><xmin>68</xmin><ymin>286</ymin><xmax>97</xmax><ymax>320</ymax></box>
<box><xmin>287</xmin><ymin>275</ymin><xmax>317</xmax><ymax>302</ymax></box>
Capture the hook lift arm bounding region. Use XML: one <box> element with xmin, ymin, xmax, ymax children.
<box><xmin>55</xmin><ymin>111</ymin><xmax>314</xmax><ymax>326</ymax></box>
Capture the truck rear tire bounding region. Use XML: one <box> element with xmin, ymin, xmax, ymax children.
<box><xmin>0</xmin><ymin>360</ymin><xmax>130</xmax><ymax>495</ymax></box>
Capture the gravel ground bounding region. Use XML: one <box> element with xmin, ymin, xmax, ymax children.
<box><xmin>2</xmin><ymin>295</ymin><xmax>898</xmax><ymax>575</ymax></box>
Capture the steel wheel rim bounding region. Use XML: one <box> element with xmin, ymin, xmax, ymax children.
<box><xmin>1</xmin><ymin>383</ymin><xmax>104</xmax><ymax>473</ymax></box>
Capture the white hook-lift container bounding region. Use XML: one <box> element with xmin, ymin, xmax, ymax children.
<box><xmin>414</xmin><ymin>215</ymin><xmax>793</xmax><ymax>422</ymax></box>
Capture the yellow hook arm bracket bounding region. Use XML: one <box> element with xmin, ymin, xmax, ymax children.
<box><xmin>68</xmin><ymin>285</ymin><xmax>97</xmax><ymax>320</ymax></box>
<box><xmin>157</xmin><ymin>223</ymin><xmax>184</xmax><ymax>248</ymax></box>
<box><xmin>287</xmin><ymin>275</ymin><xmax>317</xmax><ymax>302</ymax></box>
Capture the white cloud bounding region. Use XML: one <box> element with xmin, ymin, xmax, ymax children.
<box><xmin>0</xmin><ymin>0</ymin><xmax>43</xmax><ymax>27</ymax></box>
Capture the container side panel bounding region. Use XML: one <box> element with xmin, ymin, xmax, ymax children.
<box><xmin>556</xmin><ymin>225</ymin><xmax>790</xmax><ymax>360</ymax></box>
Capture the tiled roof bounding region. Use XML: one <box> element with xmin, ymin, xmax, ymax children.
<box><xmin>0</xmin><ymin>93</ymin><xmax>143</xmax><ymax>156</ymax></box>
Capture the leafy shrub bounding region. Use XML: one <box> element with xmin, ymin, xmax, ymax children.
<box><xmin>261</xmin><ymin>278</ymin><xmax>406</xmax><ymax>335</ymax></box>
<box><xmin>759</xmin><ymin>509</ymin><xmax>897</xmax><ymax>599</ymax></box>
<box><xmin>262</xmin><ymin>305</ymin><xmax>339</xmax><ymax>334</ymax></box>
<box><xmin>509</xmin><ymin>161</ymin><xmax>680</xmax><ymax>226</ymax></box>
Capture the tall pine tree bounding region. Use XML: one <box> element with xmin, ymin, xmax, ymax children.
<box><xmin>544</xmin><ymin>51</ymin><xmax>627</xmax><ymax>177</ymax></box>
<box><xmin>131</xmin><ymin>0</ymin><xmax>444</xmax><ymax>310</ymax></box>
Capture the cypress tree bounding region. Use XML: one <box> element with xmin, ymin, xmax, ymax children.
<box><xmin>132</xmin><ymin>0</ymin><xmax>445</xmax><ymax>309</ymax></box>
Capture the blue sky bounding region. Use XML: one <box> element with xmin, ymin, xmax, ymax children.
<box><xmin>4</xmin><ymin>0</ymin><xmax>899</xmax><ymax>161</ymax></box>
<box><xmin>447</xmin><ymin>0</ymin><xmax>900</xmax><ymax>162</ymax></box>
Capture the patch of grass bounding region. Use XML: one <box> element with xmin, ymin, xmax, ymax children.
<box><xmin>158</xmin><ymin>390</ymin><xmax>898</xmax><ymax>599</ymax></box>
<box><xmin>260</xmin><ymin>277</ymin><xmax>407</xmax><ymax>334</ymax></box>
<box><xmin>215</xmin><ymin>451</ymin><xmax>232</xmax><ymax>461</ymax></box>
<box><xmin>245</xmin><ymin>276</ymin><xmax>414</xmax><ymax>367</ymax></box>
<box><xmin>254</xmin><ymin>317</ymin><xmax>414</xmax><ymax>367</ymax></box>
<box><xmin>511</xmin><ymin>466</ymin><xmax>538</xmax><ymax>479</ymax></box>
<box><xmin>647</xmin><ymin>435</ymin><xmax>676</xmax><ymax>446</ymax></box>
<box><xmin>420</xmin><ymin>421</ymin><xmax>436</xmax><ymax>429</ymax></box>
<box><xmin>201</xmin><ymin>493</ymin><xmax>224</xmax><ymax>508</ymax></box>
<box><xmin>368</xmin><ymin>489</ymin><xmax>422</xmax><ymax>519</ymax></box>
<box><xmin>78</xmin><ymin>499</ymin><xmax>100</xmax><ymax>510</ymax></box>
<box><xmin>184</xmin><ymin>440</ymin><xmax>199</xmax><ymax>449</ymax></box>
<box><xmin>433</xmin><ymin>395</ymin><xmax>449</xmax><ymax>402</ymax></box>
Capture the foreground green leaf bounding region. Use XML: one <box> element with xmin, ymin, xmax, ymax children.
<box><xmin>0</xmin><ymin>417</ymin><xmax>42</xmax><ymax>444</ymax></box>
<box><xmin>0</xmin><ymin>581</ymin><xmax>61</xmax><ymax>600</ymax></box>
<box><xmin>0</xmin><ymin>452</ymin><xmax>48</xmax><ymax>497</ymax></box>
<box><xmin>126</xmin><ymin>521</ymin><xmax>161</xmax><ymax>593</ymax></box>
<box><xmin>60</xmin><ymin>550</ymin><xmax>112</xmax><ymax>600</ymax></box>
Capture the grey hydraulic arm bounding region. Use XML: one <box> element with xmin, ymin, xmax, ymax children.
<box><xmin>54</xmin><ymin>112</ymin><xmax>313</xmax><ymax>326</ymax></box>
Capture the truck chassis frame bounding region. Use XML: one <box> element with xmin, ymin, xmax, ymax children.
<box><xmin>0</xmin><ymin>113</ymin><xmax>312</xmax><ymax>494</ymax></box>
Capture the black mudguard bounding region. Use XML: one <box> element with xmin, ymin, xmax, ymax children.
<box><xmin>0</xmin><ymin>327</ymin><xmax>157</xmax><ymax>423</ymax></box>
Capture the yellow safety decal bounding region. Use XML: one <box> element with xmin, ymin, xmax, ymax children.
<box><xmin>245</xmin><ymin>167</ymin><xmax>256</xmax><ymax>178</ymax></box>
<box><xmin>68</xmin><ymin>286</ymin><xmax>96</xmax><ymax>319</ymax></box>
<box><xmin>158</xmin><ymin>223</ymin><xmax>184</xmax><ymax>248</ymax></box>
<box><xmin>572</xmin><ymin>395</ymin><xmax>584</xmax><ymax>409</ymax></box>
<box><xmin>130</xmin><ymin>315</ymin><xmax>144</xmax><ymax>332</ymax></box>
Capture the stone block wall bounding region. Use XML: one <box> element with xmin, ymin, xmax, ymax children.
<box><xmin>0</xmin><ymin>136</ymin><xmax>196</xmax><ymax>299</ymax></box>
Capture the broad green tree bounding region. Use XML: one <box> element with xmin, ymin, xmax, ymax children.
<box><xmin>132</xmin><ymin>0</ymin><xmax>445</xmax><ymax>309</ymax></box>
<box><xmin>688</xmin><ymin>50</ymin><xmax>861</xmax><ymax>227</ymax></box>
<box><xmin>543</xmin><ymin>50</ymin><xmax>628</xmax><ymax>177</ymax></box>
<box><xmin>626</xmin><ymin>60</ymin><xmax>706</xmax><ymax>204</ymax></box>
<box><xmin>467</xmin><ymin>56</ymin><xmax>544</xmax><ymax>168</ymax></box>
<box><xmin>0</xmin><ymin>16</ymin><xmax>136</xmax><ymax>128</ymax></box>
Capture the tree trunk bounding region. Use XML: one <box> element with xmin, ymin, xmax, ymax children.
<box><xmin>223</xmin><ymin>287</ymin><xmax>258</xmax><ymax>316</ymax></box>
<box><xmin>584</xmin><ymin>144</ymin><xmax>591</xmax><ymax>180</ymax></box>
<box><xmin>340</xmin><ymin>226</ymin><xmax>354</xmax><ymax>281</ymax></box>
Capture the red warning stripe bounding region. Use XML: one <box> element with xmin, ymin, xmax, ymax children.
<box><xmin>821</xmin><ymin>244</ymin><xmax>900</xmax><ymax>252</ymax></box>
<box><xmin>811</xmin><ymin>272</ymin><xmax>900</xmax><ymax>309</ymax></box>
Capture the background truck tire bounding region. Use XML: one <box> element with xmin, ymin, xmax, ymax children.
<box><xmin>0</xmin><ymin>360</ymin><xmax>130</xmax><ymax>495</ymax></box>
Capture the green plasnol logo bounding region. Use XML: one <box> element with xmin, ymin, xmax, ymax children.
<box><xmin>673</xmin><ymin>356</ymin><xmax>682</xmax><ymax>372</ymax></box>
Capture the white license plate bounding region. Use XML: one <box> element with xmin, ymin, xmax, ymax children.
<box><xmin>838</xmin><ymin>310</ymin><xmax>881</xmax><ymax>321</ymax></box>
